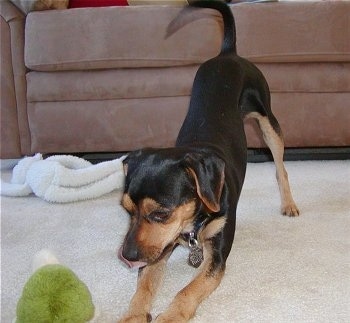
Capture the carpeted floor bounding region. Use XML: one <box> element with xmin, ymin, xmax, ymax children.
<box><xmin>1</xmin><ymin>160</ymin><xmax>349</xmax><ymax>322</ymax></box>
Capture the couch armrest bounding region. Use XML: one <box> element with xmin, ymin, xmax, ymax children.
<box><xmin>0</xmin><ymin>0</ymin><xmax>30</xmax><ymax>158</ymax></box>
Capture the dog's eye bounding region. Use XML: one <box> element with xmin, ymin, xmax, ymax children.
<box><xmin>147</xmin><ymin>211</ymin><xmax>170</xmax><ymax>223</ymax></box>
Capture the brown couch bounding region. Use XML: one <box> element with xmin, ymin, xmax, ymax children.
<box><xmin>1</xmin><ymin>0</ymin><xmax>350</xmax><ymax>159</ymax></box>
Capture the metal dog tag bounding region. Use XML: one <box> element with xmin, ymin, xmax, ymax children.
<box><xmin>188</xmin><ymin>246</ymin><xmax>204</xmax><ymax>268</ymax></box>
<box><xmin>188</xmin><ymin>232</ymin><xmax>204</xmax><ymax>268</ymax></box>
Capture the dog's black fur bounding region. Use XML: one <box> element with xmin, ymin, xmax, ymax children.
<box><xmin>119</xmin><ymin>1</ymin><xmax>299</xmax><ymax>322</ymax></box>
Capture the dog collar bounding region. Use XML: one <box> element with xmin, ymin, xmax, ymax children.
<box><xmin>182</xmin><ymin>212</ymin><xmax>211</xmax><ymax>243</ymax></box>
<box><xmin>182</xmin><ymin>212</ymin><xmax>211</xmax><ymax>268</ymax></box>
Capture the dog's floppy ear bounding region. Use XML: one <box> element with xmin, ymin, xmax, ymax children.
<box><xmin>184</xmin><ymin>152</ymin><xmax>225</xmax><ymax>212</ymax></box>
<box><xmin>123</xmin><ymin>148</ymin><xmax>153</xmax><ymax>176</ymax></box>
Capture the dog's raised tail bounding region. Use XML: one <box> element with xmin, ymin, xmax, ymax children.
<box><xmin>166</xmin><ymin>0</ymin><xmax>236</xmax><ymax>55</ymax></box>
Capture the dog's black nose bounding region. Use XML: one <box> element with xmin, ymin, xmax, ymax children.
<box><xmin>122</xmin><ymin>245</ymin><xmax>139</xmax><ymax>262</ymax></box>
<box><xmin>118</xmin><ymin>245</ymin><xmax>147</xmax><ymax>269</ymax></box>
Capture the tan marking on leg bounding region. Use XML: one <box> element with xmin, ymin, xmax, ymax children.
<box><xmin>118</xmin><ymin>256</ymin><xmax>169</xmax><ymax>323</ymax></box>
<box><xmin>247</xmin><ymin>112</ymin><xmax>299</xmax><ymax>216</ymax></box>
<box><xmin>155</xmin><ymin>241</ymin><xmax>224</xmax><ymax>322</ymax></box>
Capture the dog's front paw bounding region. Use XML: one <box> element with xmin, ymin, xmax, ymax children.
<box><xmin>154</xmin><ymin>312</ymin><xmax>188</xmax><ymax>323</ymax></box>
<box><xmin>118</xmin><ymin>312</ymin><xmax>152</xmax><ymax>323</ymax></box>
<box><xmin>281</xmin><ymin>203</ymin><xmax>300</xmax><ymax>217</ymax></box>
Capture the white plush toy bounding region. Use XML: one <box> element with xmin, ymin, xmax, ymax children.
<box><xmin>1</xmin><ymin>154</ymin><xmax>126</xmax><ymax>203</ymax></box>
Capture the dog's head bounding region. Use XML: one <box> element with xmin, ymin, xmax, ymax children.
<box><xmin>118</xmin><ymin>147</ymin><xmax>225</xmax><ymax>269</ymax></box>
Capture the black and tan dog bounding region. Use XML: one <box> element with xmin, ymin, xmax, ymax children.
<box><xmin>118</xmin><ymin>1</ymin><xmax>299</xmax><ymax>322</ymax></box>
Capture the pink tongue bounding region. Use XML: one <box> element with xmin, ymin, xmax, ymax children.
<box><xmin>118</xmin><ymin>247</ymin><xmax>147</xmax><ymax>269</ymax></box>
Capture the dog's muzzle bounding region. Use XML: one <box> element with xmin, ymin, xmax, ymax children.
<box><xmin>117</xmin><ymin>246</ymin><xmax>147</xmax><ymax>269</ymax></box>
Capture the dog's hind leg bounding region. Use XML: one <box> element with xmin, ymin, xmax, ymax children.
<box><xmin>246</xmin><ymin>111</ymin><xmax>299</xmax><ymax>216</ymax></box>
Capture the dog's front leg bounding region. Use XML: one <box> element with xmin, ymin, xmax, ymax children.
<box><xmin>118</xmin><ymin>257</ymin><xmax>168</xmax><ymax>323</ymax></box>
<box><xmin>155</xmin><ymin>240</ymin><xmax>224</xmax><ymax>323</ymax></box>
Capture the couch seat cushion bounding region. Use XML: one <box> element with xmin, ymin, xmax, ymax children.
<box><xmin>26</xmin><ymin>66</ymin><xmax>199</xmax><ymax>102</ymax></box>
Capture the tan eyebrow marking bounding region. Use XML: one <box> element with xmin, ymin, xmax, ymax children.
<box><xmin>139</xmin><ymin>198</ymin><xmax>166</xmax><ymax>216</ymax></box>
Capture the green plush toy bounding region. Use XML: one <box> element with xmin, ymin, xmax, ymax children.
<box><xmin>16</xmin><ymin>250</ymin><xmax>95</xmax><ymax>323</ymax></box>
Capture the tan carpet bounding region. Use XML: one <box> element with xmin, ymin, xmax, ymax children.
<box><xmin>1</xmin><ymin>160</ymin><xmax>349</xmax><ymax>322</ymax></box>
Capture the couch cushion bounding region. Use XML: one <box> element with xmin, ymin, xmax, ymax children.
<box><xmin>25</xmin><ymin>6</ymin><xmax>222</xmax><ymax>71</ymax></box>
<box><xmin>25</xmin><ymin>1</ymin><xmax>350</xmax><ymax>72</ymax></box>
<box><xmin>258</xmin><ymin>63</ymin><xmax>350</xmax><ymax>93</ymax></box>
<box><xmin>234</xmin><ymin>1</ymin><xmax>350</xmax><ymax>63</ymax></box>
<box><xmin>26</xmin><ymin>63</ymin><xmax>350</xmax><ymax>104</ymax></box>
<box><xmin>26</xmin><ymin>65</ymin><xmax>199</xmax><ymax>102</ymax></box>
